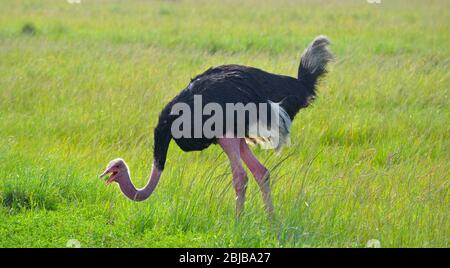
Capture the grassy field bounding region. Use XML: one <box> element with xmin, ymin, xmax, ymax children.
<box><xmin>0</xmin><ymin>0</ymin><xmax>448</xmax><ymax>247</ymax></box>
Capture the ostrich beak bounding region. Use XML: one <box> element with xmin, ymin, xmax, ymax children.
<box><xmin>99</xmin><ymin>168</ymin><xmax>111</xmax><ymax>178</ymax></box>
<box><xmin>99</xmin><ymin>168</ymin><xmax>117</xmax><ymax>185</ymax></box>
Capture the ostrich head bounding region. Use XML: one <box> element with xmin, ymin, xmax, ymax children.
<box><xmin>99</xmin><ymin>158</ymin><xmax>163</xmax><ymax>201</ymax></box>
<box><xmin>100</xmin><ymin>158</ymin><xmax>129</xmax><ymax>185</ymax></box>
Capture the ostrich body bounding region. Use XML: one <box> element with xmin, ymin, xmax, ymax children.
<box><xmin>101</xmin><ymin>36</ymin><xmax>333</xmax><ymax>218</ymax></box>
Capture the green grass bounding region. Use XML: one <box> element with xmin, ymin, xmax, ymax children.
<box><xmin>0</xmin><ymin>0</ymin><xmax>448</xmax><ymax>247</ymax></box>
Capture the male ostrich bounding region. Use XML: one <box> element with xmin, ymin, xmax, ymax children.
<box><xmin>101</xmin><ymin>35</ymin><xmax>333</xmax><ymax>218</ymax></box>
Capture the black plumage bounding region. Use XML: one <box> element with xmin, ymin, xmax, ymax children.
<box><xmin>153</xmin><ymin>36</ymin><xmax>333</xmax><ymax>170</ymax></box>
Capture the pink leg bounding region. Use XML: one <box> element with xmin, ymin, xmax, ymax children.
<box><xmin>218</xmin><ymin>138</ymin><xmax>249</xmax><ymax>218</ymax></box>
<box><xmin>240</xmin><ymin>139</ymin><xmax>274</xmax><ymax>219</ymax></box>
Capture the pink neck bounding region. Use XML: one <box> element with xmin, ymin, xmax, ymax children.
<box><xmin>118</xmin><ymin>163</ymin><xmax>162</xmax><ymax>201</ymax></box>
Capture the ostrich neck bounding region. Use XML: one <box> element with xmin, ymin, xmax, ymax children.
<box><xmin>118</xmin><ymin>164</ymin><xmax>162</xmax><ymax>201</ymax></box>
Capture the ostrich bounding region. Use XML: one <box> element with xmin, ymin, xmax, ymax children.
<box><xmin>100</xmin><ymin>35</ymin><xmax>333</xmax><ymax>218</ymax></box>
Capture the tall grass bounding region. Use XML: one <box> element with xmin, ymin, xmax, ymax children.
<box><xmin>0</xmin><ymin>0</ymin><xmax>448</xmax><ymax>247</ymax></box>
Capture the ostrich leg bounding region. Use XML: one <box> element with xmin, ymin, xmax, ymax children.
<box><xmin>218</xmin><ymin>138</ymin><xmax>249</xmax><ymax>218</ymax></box>
<box><xmin>239</xmin><ymin>139</ymin><xmax>274</xmax><ymax>219</ymax></box>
